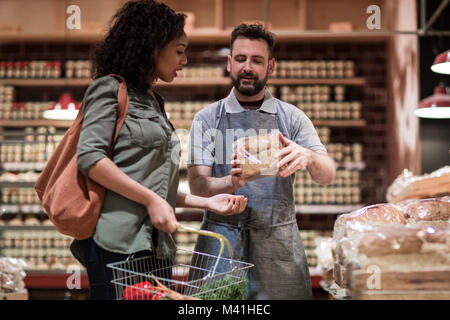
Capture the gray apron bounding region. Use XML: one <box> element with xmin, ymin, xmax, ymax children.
<box><xmin>192</xmin><ymin>98</ymin><xmax>313</xmax><ymax>300</ymax></box>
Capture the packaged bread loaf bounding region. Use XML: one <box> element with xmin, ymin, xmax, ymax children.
<box><xmin>346</xmin><ymin>203</ymin><xmax>407</xmax><ymax>225</ymax></box>
<box><xmin>233</xmin><ymin>132</ymin><xmax>284</xmax><ymax>181</ymax></box>
<box><xmin>403</xmin><ymin>197</ymin><xmax>450</xmax><ymax>222</ymax></box>
<box><xmin>357</xmin><ymin>226</ymin><xmax>424</xmax><ymax>257</ymax></box>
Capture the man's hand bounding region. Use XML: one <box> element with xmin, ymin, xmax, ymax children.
<box><xmin>206</xmin><ymin>194</ymin><xmax>248</xmax><ymax>216</ymax></box>
<box><xmin>229</xmin><ymin>152</ymin><xmax>246</xmax><ymax>190</ymax></box>
<box><xmin>276</xmin><ymin>132</ymin><xmax>313</xmax><ymax>178</ymax></box>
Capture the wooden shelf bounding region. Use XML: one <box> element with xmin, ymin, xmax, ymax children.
<box><xmin>268</xmin><ymin>78</ymin><xmax>366</xmax><ymax>86</ymax></box>
<box><xmin>0</xmin><ymin>78</ymin><xmax>91</xmax><ymax>87</ymax></box>
<box><xmin>1</xmin><ymin>162</ymin><xmax>46</xmax><ymax>171</ymax></box>
<box><xmin>1</xmin><ymin>204</ymin><xmax>45</xmax><ymax>215</ymax></box>
<box><xmin>295</xmin><ymin>204</ymin><xmax>364</xmax><ymax>215</ymax></box>
<box><xmin>0</xmin><ymin>225</ymin><xmax>55</xmax><ymax>231</ymax></box>
<box><xmin>0</xmin><ymin>30</ymin><xmax>390</xmax><ymax>45</ymax></box>
<box><xmin>0</xmin><ymin>119</ymin><xmax>365</xmax><ymax>129</ymax></box>
<box><xmin>155</xmin><ymin>78</ymin><xmax>231</xmax><ymax>87</ymax></box>
<box><xmin>0</xmin><ymin>77</ymin><xmax>366</xmax><ymax>87</ymax></box>
<box><xmin>0</xmin><ymin>181</ymin><xmax>36</xmax><ymax>188</ymax></box>
<box><xmin>312</xmin><ymin>120</ymin><xmax>366</xmax><ymax>127</ymax></box>
<box><xmin>0</xmin><ymin>120</ymin><xmax>73</xmax><ymax>128</ymax></box>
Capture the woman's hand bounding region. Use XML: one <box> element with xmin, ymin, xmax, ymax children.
<box><xmin>206</xmin><ymin>194</ymin><xmax>248</xmax><ymax>216</ymax></box>
<box><xmin>146</xmin><ymin>196</ymin><xmax>179</xmax><ymax>233</ymax></box>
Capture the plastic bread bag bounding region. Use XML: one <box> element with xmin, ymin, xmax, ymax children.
<box><xmin>333</xmin><ymin>210</ymin><xmax>450</xmax><ymax>271</ymax></box>
<box><xmin>314</xmin><ymin>236</ymin><xmax>336</xmax><ymax>273</ymax></box>
<box><xmin>356</xmin><ymin>224</ymin><xmax>450</xmax><ymax>272</ymax></box>
<box><xmin>232</xmin><ymin>132</ymin><xmax>284</xmax><ymax>181</ymax></box>
<box><xmin>386</xmin><ymin>168</ymin><xmax>417</xmax><ymax>202</ymax></box>
<box><xmin>333</xmin><ymin>203</ymin><xmax>407</xmax><ymax>245</ymax></box>
<box><xmin>333</xmin><ymin>202</ymin><xmax>414</xmax><ymax>266</ymax></box>
<box><xmin>398</xmin><ymin>197</ymin><xmax>450</xmax><ymax>224</ymax></box>
<box><xmin>346</xmin><ymin>203</ymin><xmax>407</xmax><ymax>225</ymax></box>
<box><xmin>386</xmin><ymin>166</ymin><xmax>450</xmax><ymax>202</ymax></box>
<box><xmin>0</xmin><ymin>257</ymin><xmax>27</xmax><ymax>293</ymax></box>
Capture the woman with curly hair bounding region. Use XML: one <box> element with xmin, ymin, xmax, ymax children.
<box><xmin>71</xmin><ymin>0</ymin><xmax>247</xmax><ymax>300</ymax></box>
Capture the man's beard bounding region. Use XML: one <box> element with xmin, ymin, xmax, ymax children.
<box><xmin>231</xmin><ymin>71</ymin><xmax>269</xmax><ymax>97</ymax></box>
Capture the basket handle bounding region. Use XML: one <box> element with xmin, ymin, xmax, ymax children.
<box><xmin>176</xmin><ymin>224</ymin><xmax>234</xmax><ymax>260</ymax></box>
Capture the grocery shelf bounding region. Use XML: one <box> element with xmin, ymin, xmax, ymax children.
<box><xmin>312</xmin><ymin>120</ymin><xmax>366</xmax><ymax>127</ymax></box>
<box><xmin>0</xmin><ymin>30</ymin><xmax>390</xmax><ymax>45</ymax></box>
<box><xmin>0</xmin><ymin>120</ymin><xmax>73</xmax><ymax>128</ymax></box>
<box><xmin>1</xmin><ymin>162</ymin><xmax>46</xmax><ymax>171</ymax></box>
<box><xmin>155</xmin><ymin>78</ymin><xmax>232</xmax><ymax>87</ymax></box>
<box><xmin>0</xmin><ymin>78</ymin><xmax>91</xmax><ymax>87</ymax></box>
<box><xmin>0</xmin><ymin>119</ymin><xmax>366</xmax><ymax>129</ymax></box>
<box><xmin>0</xmin><ymin>225</ymin><xmax>53</xmax><ymax>231</ymax></box>
<box><xmin>0</xmin><ymin>204</ymin><xmax>45</xmax><ymax>215</ymax></box>
<box><xmin>295</xmin><ymin>204</ymin><xmax>364</xmax><ymax>215</ymax></box>
<box><xmin>0</xmin><ymin>77</ymin><xmax>366</xmax><ymax>87</ymax></box>
<box><xmin>0</xmin><ymin>204</ymin><xmax>363</xmax><ymax>221</ymax></box>
<box><xmin>24</xmin><ymin>270</ymin><xmax>89</xmax><ymax>289</ymax></box>
<box><xmin>268</xmin><ymin>77</ymin><xmax>366</xmax><ymax>86</ymax></box>
<box><xmin>0</xmin><ymin>181</ymin><xmax>37</xmax><ymax>188</ymax></box>
<box><xmin>0</xmin><ymin>290</ymin><xmax>28</xmax><ymax>300</ymax></box>
<box><xmin>335</xmin><ymin>162</ymin><xmax>366</xmax><ymax>170</ymax></box>
<box><xmin>22</xmin><ymin>268</ymin><xmax>321</xmax><ymax>290</ymax></box>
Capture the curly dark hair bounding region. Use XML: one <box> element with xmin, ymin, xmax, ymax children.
<box><xmin>230</xmin><ymin>24</ymin><xmax>275</xmax><ymax>59</ymax></box>
<box><xmin>92</xmin><ymin>0</ymin><xmax>186</xmax><ymax>91</ymax></box>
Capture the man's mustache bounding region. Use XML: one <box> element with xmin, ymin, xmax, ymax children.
<box><xmin>238</xmin><ymin>72</ymin><xmax>258</xmax><ymax>80</ymax></box>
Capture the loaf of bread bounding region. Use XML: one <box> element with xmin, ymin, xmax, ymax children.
<box><xmin>405</xmin><ymin>198</ymin><xmax>450</xmax><ymax>222</ymax></box>
<box><xmin>346</xmin><ymin>203</ymin><xmax>407</xmax><ymax>225</ymax></box>
<box><xmin>234</xmin><ymin>133</ymin><xmax>283</xmax><ymax>181</ymax></box>
<box><xmin>357</xmin><ymin>227</ymin><xmax>423</xmax><ymax>257</ymax></box>
<box><xmin>407</xmin><ymin>220</ymin><xmax>450</xmax><ymax>232</ymax></box>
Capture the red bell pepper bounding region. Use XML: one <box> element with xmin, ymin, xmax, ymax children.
<box><xmin>123</xmin><ymin>281</ymin><xmax>164</xmax><ymax>300</ymax></box>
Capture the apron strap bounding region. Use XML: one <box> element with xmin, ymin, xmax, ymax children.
<box><xmin>214</xmin><ymin>99</ymin><xmax>226</xmax><ymax>130</ymax></box>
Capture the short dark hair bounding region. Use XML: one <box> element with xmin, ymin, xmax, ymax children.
<box><xmin>230</xmin><ymin>23</ymin><xmax>275</xmax><ymax>58</ymax></box>
<box><xmin>92</xmin><ymin>0</ymin><xmax>186</xmax><ymax>91</ymax></box>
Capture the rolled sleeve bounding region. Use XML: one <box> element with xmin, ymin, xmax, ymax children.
<box><xmin>292</xmin><ymin>108</ymin><xmax>326</xmax><ymax>152</ymax></box>
<box><xmin>187</xmin><ymin>108</ymin><xmax>216</xmax><ymax>167</ymax></box>
<box><xmin>77</xmin><ymin>76</ymin><xmax>119</xmax><ymax>176</ymax></box>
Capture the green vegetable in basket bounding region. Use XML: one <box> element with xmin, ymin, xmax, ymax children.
<box><xmin>196</xmin><ymin>275</ymin><xmax>248</xmax><ymax>300</ymax></box>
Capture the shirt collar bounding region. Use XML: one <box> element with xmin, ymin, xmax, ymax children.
<box><xmin>225</xmin><ymin>87</ymin><xmax>277</xmax><ymax>114</ymax></box>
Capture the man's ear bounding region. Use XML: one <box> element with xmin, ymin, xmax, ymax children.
<box><xmin>268</xmin><ymin>57</ymin><xmax>275</xmax><ymax>76</ymax></box>
<box><xmin>227</xmin><ymin>55</ymin><xmax>232</xmax><ymax>73</ymax></box>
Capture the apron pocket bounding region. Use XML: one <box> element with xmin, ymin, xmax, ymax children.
<box><xmin>127</xmin><ymin>107</ymin><xmax>168</xmax><ymax>148</ymax></box>
<box><xmin>249</xmin><ymin>225</ymin><xmax>296</xmax><ymax>261</ymax></box>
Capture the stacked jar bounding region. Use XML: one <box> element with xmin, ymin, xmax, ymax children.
<box><xmin>165</xmin><ymin>101</ymin><xmax>210</xmax><ymax>121</ymax></box>
<box><xmin>0</xmin><ymin>127</ymin><xmax>61</xmax><ymax>164</ymax></box>
<box><xmin>175</xmin><ymin>66</ymin><xmax>225</xmax><ymax>79</ymax></box>
<box><xmin>65</xmin><ymin>60</ymin><xmax>92</xmax><ymax>79</ymax></box>
<box><xmin>294</xmin><ymin>169</ymin><xmax>361</xmax><ymax>205</ymax></box>
<box><xmin>280</xmin><ymin>85</ymin><xmax>361</xmax><ymax>120</ymax></box>
<box><xmin>274</xmin><ymin>60</ymin><xmax>355</xmax><ymax>78</ymax></box>
<box><xmin>0</xmin><ymin>61</ymin><xmax>62</xmax><ymax>79</ymax></box>
<box><xmin>0</xmin><ymin>229</ymin><xmax>82</xmax><ymax>271</ymax></box>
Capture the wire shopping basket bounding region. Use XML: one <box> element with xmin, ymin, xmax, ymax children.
<box><xmin>107</xmin><ymin>225</ymin><xmax>253</xmax><ymax>300</ymax></box>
